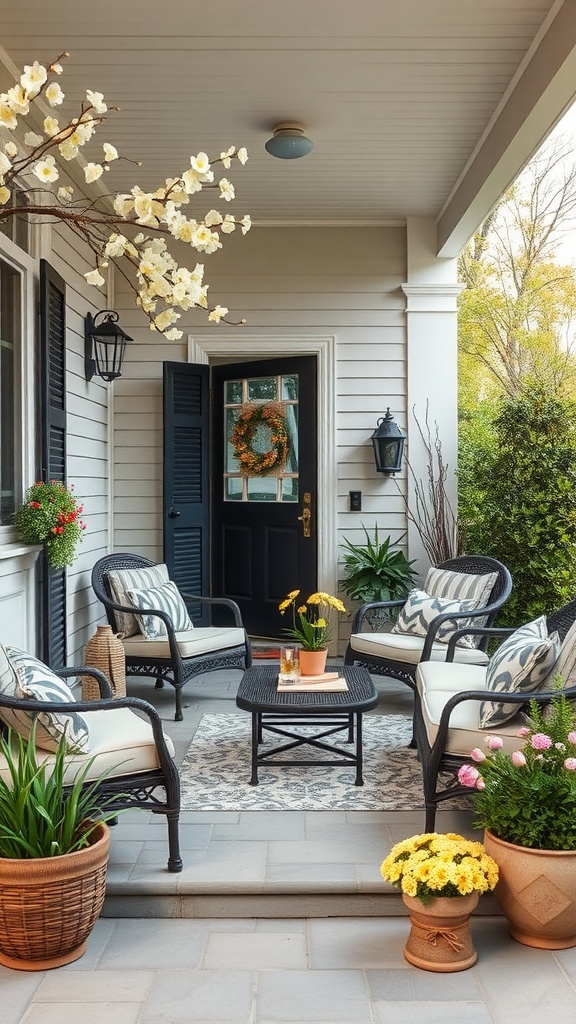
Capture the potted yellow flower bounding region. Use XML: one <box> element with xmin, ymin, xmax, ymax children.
<box><xmin>381</xmin><ymin>832</ymin><xmax>499</xmax><ymax>972</ymax></box>
<box><xmin>278</xmin><ymin>589</ymin><xmax>346</xmax><ymax>675</ymax></box>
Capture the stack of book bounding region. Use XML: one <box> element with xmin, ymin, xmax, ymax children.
<box><xmin>277</xmin><ymin>671</ymin><xmax>348</xmax><ymax>692</ymax></box>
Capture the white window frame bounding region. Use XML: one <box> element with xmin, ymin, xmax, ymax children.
<box><xmin>0</xmin><ymin>233</ymin><xmax>37</xmax><ymax>549</ymax></box>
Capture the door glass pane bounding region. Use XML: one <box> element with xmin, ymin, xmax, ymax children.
<box><xmin>225</xmin><ymin>380</ymin><xmax>242</xmax><ymax>404</ymax></box>
<box><xmin>225</xmin><ymin>408</ymin><xmax>240</xmax><ymax>472</ymax></box>
<box><xmin>248</xmin><ymin>376</ymin><xmax>277</xmax><ymax>402</ymax></box>
<box><xmin>225</xmin><ymin>478</ymin><xmax>243</xmax><ymax>500</ymax></box>
<box><xmin>247</xmin><ymin>476</ymin><xmax>278</xmax><ymax>501</ymax></box>
<box><xmin>281</xmin><ymin>374</ymin><xmax>298</xmax><ymax>400</ymax></box>
<box><xmin>281</xmin><ymin>478</ymin><xmax>299</xmax><ymax>502</ymax></box>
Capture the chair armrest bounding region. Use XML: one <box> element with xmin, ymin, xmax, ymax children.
<box><xmin>59</xmin><ymin>666</ymin><xmax>114</xmax><ymax>699</ymax></box>
<box><xmin>180</xmin><ymin>592</ymin><xmax>243</xmax><ymax>627</ymax></box>
<box><xmin>352</xmin><ymin>599</ymin><xmax>405</xmax><ymax>632</ymax></box>
<box><xmin>441</xmin><ymin>626</ymin><xmax>515</xmax><ymax>663</ymax></box>
<box><xmin>421</xmin><ymin>610</ymin><xmax>512</xmax><ymax>663</ymax></box>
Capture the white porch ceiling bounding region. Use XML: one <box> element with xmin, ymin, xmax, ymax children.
<box><xmin>1</xmin><ymin>0</ymin><xmax>575</xmax><ymax>253</ymax></box>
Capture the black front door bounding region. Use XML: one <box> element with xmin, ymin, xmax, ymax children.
<box><xmin>211</xmin><ymin>356</ymin><xmax>318</xmax><ymax>636</ymax></box>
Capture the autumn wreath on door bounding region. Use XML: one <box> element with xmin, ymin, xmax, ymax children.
<box><xmin>230</xmin><ymin>402</ymin><xmax>290</xmax><ymax>476</ymax></box>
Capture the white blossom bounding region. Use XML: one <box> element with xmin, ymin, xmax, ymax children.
<box><xmin>114</xmin><ymin>194</ymin><xmax>134</xmax><ymax>217</ymax></box>
<box><xmin>0</xmin><ymin>102</ymin><xmax>17</xmax><ymax>130</ymax></box>
<box><xmin>237</xmin><ymin>148</ymin><xmax>248</xmax><ymax>165</ymax></box>
<box><xmin>33</xmin><ymin>154</ymin><xmax>58</xmax><ymax>183</ymax></box>
<box><xmin>45</xmin><ymin>82</ymin><xmax>64</xmax><ymax>106</ymax></box>
<box><xmin>4</xmin><ymin>141</ymin><xmax>17</xmax><ymax>157</ymax></box>
<box><xmin>7</xmin><ymin>84</ymin><xmax>30</xmax><ymax>115</ymax></box>
<box><xmin>204</xmin><ymin>209</ymin><xmax>223</xmax><ymax>227</ymax></box>
<box><xmin>24</xmin><ymin>131</ymin><xmax>43</xmax><ymax>147</ymax></box>
<box><xmin>221</xmin><ymin>215</ymin><xmax>236</xmax><ymax>234</ymax></box>
<box><xmin>43</xmin><ymin>116</ymin><xmax>60</xmax><ymax>136</ymax></box>
<box><xmin>58</xmin><ymin>138</ymin><xmax>78</xmax><ymax>161</ymax></box>
<box><xmin>103</xmin><ymin>142</ymin><xmax>118</xmax><ymax>162</ymax></box>
<box><xmin>219</xmin><ymin>178</ymin><xmax>235</xmax><ymax>202</ymax></box>
<box><xmin>240</xmin><ymin>214</ymin><xmax>251</xmax><ymax>234</ymax></box>
<box><xmin>86</xmin><ymin>90</ymin><xmax>107</xmax><ymax>113</ymax></box>
<box><xmin>208</xmin><ymin>305</ymin><xmax>228</xmax><ymax>323</ymax></box>
<box><xmin>20</xmin><ymin>61</ymin><xmax>47</xmax><ymax>95</ymax></box>
<box><xmin>57</xmin><ymin>185</ymin><xmax>74</xmax><ymax>203</ymax></box>
<box><xmin>0</xmin><ymin>152</ymin><xmax>12</xmax><ymax>176</ymax></box>
<box><xmin>0</xmin><ymin>186</ymin><xmax>10</xmax><ymax>204</ymax></box>
<box><xmin>165</xmin><ymin>327</ymin><xmax>183</xmax><ymax>341</ymax></box>
<box><xmin>85</xmin><ymin>268</ymin><xmax>105</xmax><ymax>287</ymax></box>
<box><xmin>84</xmin><ymin>162</ymin><xmax>104</xmax><ymax>183</ymax></box>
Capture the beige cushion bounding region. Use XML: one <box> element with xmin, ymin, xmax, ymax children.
<box><xmin>107</xmin><ymin>563</ymin><xmax>170</xmax><ymax>637</ymax></box>
<box><xmin>122</xmin><ymin>626</ymin><xmax>246</xmax><ymax>659</ymax></box>
<box><xmin>348</xmin><ymin>630</ymin><xmax>490</xmax><ymax>666</ymax></box>
<box><xmin>0</xmin><ymin>706</ymin><xmax>175</xmax><ymax>786</ymax></box>
<box><xmin>416</xmin><ymin>660</ymin><xmax>526</xmax><ymax>757</ymax></box>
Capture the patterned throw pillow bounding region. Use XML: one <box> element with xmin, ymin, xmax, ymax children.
<box><xmin>0</xmin><ymin>645</ymin><xmax>90</xmax><ymax>753</ymax></box>
<box><xmin>479</xmin><ymin>617</ymin><xmax>560</xmax><ymax>729</ymax></box>
<box><xmin>391</xmin><ymin>589</ymin><xmax>480</xmax><ymax>645</ymax></box>
<box><xmin>126</xmin><ymin>581</ymin><xmax>193</xmax><ymax>639</ymax></box>
<box><xmin>107</xmin><ymin>563</ymin><xmax>170</xmax><ymax>637</ymax></box>
<box><xmin>424</xmin><ymin>567</ymin><xmax>499</xmax><ymax>647</ymax></box>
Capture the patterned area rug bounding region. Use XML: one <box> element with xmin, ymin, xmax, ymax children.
<box><xmin>179</xmin><ymin>713</ymin><xmax>471</xmax><ymax>812</ymax></box>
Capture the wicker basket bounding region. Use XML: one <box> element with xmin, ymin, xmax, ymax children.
<box><xmin>0</xmin><ymin>821</ymin><xmax>110</xmax><ymax>970</ymax></box>
<box><xmin>82</xmin><ymin>624</ymin><xmax>126</xmax><ymax>699</ymax></box>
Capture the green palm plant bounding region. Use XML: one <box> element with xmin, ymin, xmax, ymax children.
<box><xmin>339</xmin><ymin>524</ymin><xmax>417</xmax><ymax>610</ymax></box>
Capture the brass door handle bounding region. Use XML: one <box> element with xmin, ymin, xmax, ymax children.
<box><xmin>297</xmin><ymin>507</ymin><xmax>311</xmax><ymax>537</ymax></box>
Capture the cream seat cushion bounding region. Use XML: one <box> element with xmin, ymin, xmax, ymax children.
<box><xmin>122</xmin><ymin>626</ymin><xmax>246</xmax><ymax>659</ymax></box>
<box><xmin>348</xmin><ymin>631</ymin><xmax>490</xmax><ymax>667</ymax></box>
<box><xmin>0</xmin><ymin>706</ymin><xmax>175</xmax><ymax>786</ymax></box>
<box><xmin>416</xmin><ymin>660</ymin><xmax>526</xmax><ymax>757</ymax></box>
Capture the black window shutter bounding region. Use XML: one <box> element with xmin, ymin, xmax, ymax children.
<box><xmin>39</xmin><ymin>259</ymin><xmax>67</xmax><ymax>668</ymax></box>
<box><xmin>163</xmin><ymin>362</ymin><xmax>210</xmax><ymax>624</ymax></box>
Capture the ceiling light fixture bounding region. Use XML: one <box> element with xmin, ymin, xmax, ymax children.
<box><xmin>265</xmin><ymin>122</ymin><xmax>314</xmax><ymax>160</ymax></box>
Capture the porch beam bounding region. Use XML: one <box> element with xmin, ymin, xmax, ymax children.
<box><xmin>437</xmin><ymin>0</ymin><xmax>576</xmax><ymax>258</ymax></box>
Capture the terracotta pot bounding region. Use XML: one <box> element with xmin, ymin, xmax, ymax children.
<box><xmin>0</xmin><ymin>822</ymin><xmax>110</xmax><ymax>971</ymax></box>
<box><xmin>483</xmin><ymin>830</ymin><xmax>576</xmax><ymax>949</ymax></box>
<box><xmin>402</xmin><ymin>892</ymin><xmax>479</xmax><ymax>971</ymax></box>
<box><xmin>299</xmin><ymin>648</ymin><xmax>328</xmax><ymax>676</ymax></box>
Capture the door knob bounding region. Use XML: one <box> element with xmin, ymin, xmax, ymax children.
<box><xmin>297</xmin><ymin>507</ymin><xmax>311</xmax><ymax>537</ymax></box>
<box><xmin>168</xmin><ymin>507</ymin><xmax>181</xmax><ymax>519</ymax></box>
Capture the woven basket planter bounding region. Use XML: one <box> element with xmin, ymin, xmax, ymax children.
<box><xmin>82</xmin><ymin>625</ymin><xmax>126</xmax><ymax>699</ymax></box>
<box><xmin>0</xmin><ymin>821</ymin><xmax>110</xmax><ymax>971</ymax></box>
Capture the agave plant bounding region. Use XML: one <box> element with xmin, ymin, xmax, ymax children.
<box><xmin>0</xmin><ymin>721</ymin><xmax>122</xmax><ymax>859</ymax></box>
<box><xmin>339</xmin><ymin>524</ymin><xmax>417</xmax><ymax>626</ymax></box>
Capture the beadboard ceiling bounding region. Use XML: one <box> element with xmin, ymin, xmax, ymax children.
<box><xmin>1</xmin><ymin>0</ymin><xmax>575</xmax><ymax>250</ymax></box>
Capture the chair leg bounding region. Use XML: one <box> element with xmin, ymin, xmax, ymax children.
<box><xmin>425</xmin><ymin>802</ymin><xmax>437</xmax><ymax>832</ymax></box>
<box><xmin>155</xmin><ymin>675</ymin><xmax>164</xmax><ymax>689</ymax></box>
<box><xmin>174</xmin><ymin>685</ymin><xmax>183</xmax><ymax>722</ymax></box>
<box><xmin>166</xmin><ymin>812</ymin><xmax>183</xmax><ymax>873</ymax></box>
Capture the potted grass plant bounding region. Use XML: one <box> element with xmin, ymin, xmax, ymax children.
<box><xmin>0</xmin><ymin>720</ymin><xmax>120</xmax><ymax>971</ymax></box>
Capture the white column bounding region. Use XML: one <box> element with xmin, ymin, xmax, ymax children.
<box><xmin>402</xmin><ymin>217</ymin><xmax>462</xmax><ymax>577</ymax></box>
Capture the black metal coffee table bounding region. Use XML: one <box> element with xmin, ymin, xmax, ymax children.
<box><xmin>235</xmin><ymin>664</ymin><xmax>378</xmax><ymax>786</ymax></box>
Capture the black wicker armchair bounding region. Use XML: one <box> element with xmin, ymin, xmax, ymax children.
<box><xmin>92</xmin><ymin>553</ymin><xmax>252</xmax><ymax>721</ymax></box>
<box><xmin>414</xmin><ymin>596</ymin><xmax>576</xmax><ymax>831</ymax></box>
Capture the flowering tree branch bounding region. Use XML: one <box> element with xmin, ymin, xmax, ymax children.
<box><xmin>0</xmin><ymin>52</ymin><xmax>251</xmax><ymax>336</ymax></box>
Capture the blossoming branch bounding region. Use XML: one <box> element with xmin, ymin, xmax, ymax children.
<box><xmin>0</xmin><ymin>53</ymin><xmax>251</xmax><ymax>336</ymax></box>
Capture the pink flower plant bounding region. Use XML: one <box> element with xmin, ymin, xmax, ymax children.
<box><xmin>458</xmin><ymin>689</ymin><xmax>576</xmax><ymax>850</ymax></box>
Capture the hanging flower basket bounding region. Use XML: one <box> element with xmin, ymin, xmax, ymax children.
<box><xmin>230</xmin><ymin>402</ymin><xmax>290</xmax><ymax>477</ymax></box>
<box><xmin>14</xmin><ymin>480</ymin><xmax>86</xmax><ymax>569</ymax></box>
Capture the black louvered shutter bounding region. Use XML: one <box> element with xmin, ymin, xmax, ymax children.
<box><xmin>39</xmin><ymin>259</ymin><xmax>67</xmax><ymax>667</ymax></box>
<box><xmin>163</xmin><ymin>362</ymin><xmax>210</xmax><ymax>624</ymax></box>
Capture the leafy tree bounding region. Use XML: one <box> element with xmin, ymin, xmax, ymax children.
<box><xmin>459</xmin><ymin>138</ymin><xmax>576</xmax><ymax>412</ymax></box>
<box><xmin>461</xmin><ymin>383</ymin><xmax>576</xmax><ymax>626</ymax></box>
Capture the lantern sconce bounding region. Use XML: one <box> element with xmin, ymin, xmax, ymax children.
<box><xmin>85</xmin><ymin>309</ymin><xmax>133</xmax><ymax>382</ymax></box>
<box><xmin>371</xmin><ymin>408</ymin><xmax>406</xmax><ymax>475</ymax></box>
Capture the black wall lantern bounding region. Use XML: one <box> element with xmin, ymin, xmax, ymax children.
<box><xmin>85</xmin><ymin>309</ymin><xmax>133</xmax><ymax>382</ymax></box>
<box><xmin>371</xmin><ymin>408</ymin><xmax>406</xmax><ymax>474</ymax></box>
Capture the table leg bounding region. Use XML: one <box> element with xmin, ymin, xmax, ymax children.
<box><xmin>249</xmin><ymin>712</ymin><xmax>259</xmax><ymax>785</ymax></box>
<box><xmin>355</xmin><ymin>712</ymin><xmax>364</xmax><ymax>786</ymax></box>
<box><xmin>347</xmin><ymin>712</ymin><xmax>354</xmax><ymax>742</ymax></box>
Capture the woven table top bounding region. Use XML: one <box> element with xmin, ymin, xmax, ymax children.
<box><xmin>236</xmin><ymin>664</ymin><xmax>378</xmax><ymax>714</ymax></box>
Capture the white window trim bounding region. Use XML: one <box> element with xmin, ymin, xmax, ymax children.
<box><xmin>0</xmin><ymin>233</ymin><xmax>37</xmax><ymax>551</ymax></box>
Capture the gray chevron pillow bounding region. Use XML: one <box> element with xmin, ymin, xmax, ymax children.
<box><xmin>107</xmin><ymin>563</ymin><xmax>170</xmax><ymax>637</ymax></box>
<box><xmin>0</xmin><ymin>645</ymin><xmax>90</xmax><ymax>753</ymax></box>
<box><xmin>479</xmin><ymin>616</ymin><xmax>560</xmax><ymax>728</ymax></box>
<box><xmin>127</xmin><ymin>580</ymin><xmax>193</xmax><ymax>639</ymax></box>
<box><xmin>391</xmin><ymin>588</ymin><xmax>479</xmax><ymax>645</ymax></box>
